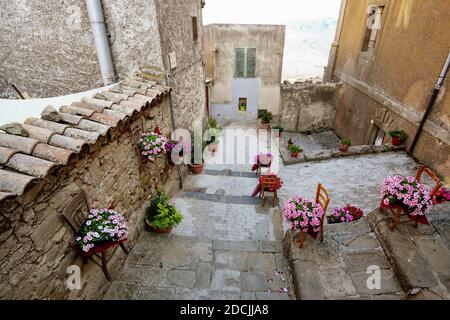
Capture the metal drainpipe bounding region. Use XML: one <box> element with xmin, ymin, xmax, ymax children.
<box><xmin>86</xmin><ymin>0</ymin><xmax>116</xmax><ymax>85</ymax></box>
<box><xmin>408</xmin><ymin>52</ymin><xmax>450</xmax><ymax>156</ymax></box>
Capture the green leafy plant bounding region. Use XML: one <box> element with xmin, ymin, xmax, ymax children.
<box><xmin>340</xmin><ymin>138</ymin><xmax>352</xmax><ymax>146</ymax></box>
<box><xmin>389</xmin><ymin>130</ymin><xmax>408</xmax><ymax>141</ymax></box>
<box><xmin>272</xmin><ymin>125</ymin><xmax>284</xmax><ymax>133</ymax></box>
<box><xmin>259</xmin><ymin>110</ymin><xmax>272</xmax><ymax>124</ymax></box>
<box><xmin>146</xmin><ymin>190</ymin><xmax>183</xmax><ymax>230</ymax></box>
<box><xmin>289</xmin><ymin>145</ymin><xmax>303</xmax><ymax>153</ymax></box>
<box><xmin>208</xmin><ymin>116</ymin><xmax>218</xmax><ymax>129</ymax></box>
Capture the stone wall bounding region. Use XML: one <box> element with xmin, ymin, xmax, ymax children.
<box><xmin>0</xmin><ymin>0</ymin><xmax>164</xmax><ymax>99</ymax></box>
<box><xmin>155</xmin><ymin>0</ymin><xmax>207</xmax><ymax>130</ymax></box>
<box><xmin>279</xmin><ymin>81</ymin><xmax>340</xmax><ymax>133</ymax></box>
<box><xmin>0</xmin><ymin>97</ymin><xmax>174</xmax><ymax>299</ymax></box>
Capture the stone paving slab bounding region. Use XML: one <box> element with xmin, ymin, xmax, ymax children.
<box><xmin>367</xmin><ymin>208</ymin><xmax>450</xmax><ymax>299</ymax></box>
<box><xmin>183</xmin><ymin>174</ymin><xmax>258</xmax><ymax>197</ymax></box>
<box><xmin>104</xmin><ymin>233</ymin><xmax>293</xmax><ymax>300</ymax></box>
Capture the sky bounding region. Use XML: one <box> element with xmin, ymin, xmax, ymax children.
<box><xmin>203</xmin><ymin>0</ymin><xmax>342</xmax><ymax>25</ymax></box>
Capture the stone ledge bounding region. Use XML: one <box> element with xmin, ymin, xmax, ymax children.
<box><xmin>281</xmin><ymin>144</ymin><xmax>405</xmax><ymax>165</ymax></box>
<box><xmin>366</xmin><ymin>209</ymin><xmax>442</xmax><ymax>295</ymax></box>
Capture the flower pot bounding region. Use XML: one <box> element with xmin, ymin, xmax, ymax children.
<box><xmin>259</xmin><ymin>121</ymin><xmax>270</xmax><ymax>130</ymax></box>
<box><xmin>189</xmin><ymin>164</ymin><xmax>204</xmax><ymax>174</ymax></box>
<box><xmin>391</xmin><ymin>137</ymin><xmax>403</xmax><ymax>146</ymax></box>
<box><xmin>339</xmin><ymin>144</ymin><xmax>349</xmax><ymax>152</ymax></box>
<box><xmin>290</xmin><ymin>152</ymin><xmax>299</xmax><ymax>158</ymax></box>
<box><xmin>145</xmin><ymin>219</ymin><xmax>173</xmax><ymax>234</ymax></box>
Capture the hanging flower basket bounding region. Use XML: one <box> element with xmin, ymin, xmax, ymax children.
<box><xmin>138</xmin><ymin>132</ymin><xmax>168</xmax><ymax>162</ymax></box>
<box><xmin>328</xmin><ymin>205</ymin><xmax>364</xmax><ymax>224</ymax></box>
<box><xmin>380</xmin><ymin>175</ymin><xmax>433</xmax><ymax>225</ymax></box>
<box><xmin>283</xmin><ymin>196</ymin><xmax>324</xmax><ymax>239</ymax></box>
<box><xmin>75</xmin><ymin>209</ymin><xmax>128</xmax><ymax>254</ymax></box>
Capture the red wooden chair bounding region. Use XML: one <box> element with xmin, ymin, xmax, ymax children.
<box><xmin>259</xmin><ymin>174</ymin><xmax>282</xmax><ymax>207</ymax></box>
<box><xmin>382</xmin><ymin>165</ymin><xmax>441</xmax><ymax>231</ymax></box>
<box><xmin>61</xmin><ymin>189</ymin><xmax>128</xmax><ymax>281</ymax></box>
<box><xmin>297</xmin><ymin>183</ymin><xmax>331</xmax><ymax>248</ymax></box>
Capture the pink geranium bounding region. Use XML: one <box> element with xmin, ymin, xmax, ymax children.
<box><xmin>138</xmin><ymin>132</ymin><xmax>168</xmax><ymax>162</ymax></box>
<box><xmin>283</xmin><ymin>196</ymin><xmax>324</xmax><ymax>233</ymax></box>
<box><xmin>381</xmin><ymin>175</ymin><xmax>433</xmax><ymax>217</ymax></box>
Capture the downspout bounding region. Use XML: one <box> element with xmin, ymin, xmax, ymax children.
<box><xmin>408</xmin><ymin>52</ymin><xmax>450</xmax><ymax>156</ymax></box>
<box><xmin>324</xmin><ymin>0</ymin><xmax>348</xmax><ymax>82</ymax></box>
<box><xmin>86</xmin><ymin>0</ymin><xmax>116</xmax><ymax>85</ymax></box>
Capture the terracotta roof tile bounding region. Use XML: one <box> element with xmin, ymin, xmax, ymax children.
<box><xmin>0</xmin><ymin>133</ymin><xmax>40</xmax><ymax>154</ymax></box>
<box><xmin>0</xmin><ymin>77</ymin><xmax>171</xmax><ymax>203</ymax></box>
<box><xmin>0</xmin><ymin>147</ymin><xmax>18</xmax><ymax>164</ymax></box>
<box><xmin>48</xmin><ymin>134</ymin><xmax>89</xmax><ymax>153</ymax></box>
<box><xmin>72</xmin><ymin>101</ymin><xmax>105</xmax><ymax>113</ymax></box>
<box><xmin>60</xmin><ymin>105</ymin><xmax>96</xmax><ymax>117</ymax></box>
<box><xmin>32</xmin><ymin>143</ymin><xmax>76</xmax><ymax>165</ymax></box>
<box><xmin>0</xmin><ymin>170</ymin><xmax>36</xmax><ymax>195</ymax></box>
<box><xmin>63</xmin><ymin>127</ymin><xmax>100</xmax><ymax>144</ymax></box>
<box><xmin>25</xmin><ymin>118</ymin><xmax>69</xmax><ymax>135</ymax></box>
<box><xmin>6</xmin><ymin>153</ymin><xmax>56</xmax><ymax>178</ymax></box>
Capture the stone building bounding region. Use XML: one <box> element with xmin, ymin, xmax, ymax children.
<box><xmin>324</xmin><ymin>0</ymin><xmax>450</xmax><ymax>183</ymax></box>
<box><xmin>0</xmin><ymin>0</ymin><xmax>206</xmax><ymax>129</ymax></box>
<box><xmin>203</xmin><ymin>24</ymin><xmax>286</xmax><ymax>122</ymax></box>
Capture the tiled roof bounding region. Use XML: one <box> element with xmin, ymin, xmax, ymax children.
<box><xmin>0</xmin><ymin>76</ymin><xmax>171</xmax><ymax>202</ymax></box>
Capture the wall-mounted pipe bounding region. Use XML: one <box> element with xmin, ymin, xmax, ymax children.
<box><xmin>408</xmin><ymin>52</ymin><xmax>450</xmax><ymax>156</ymax></box>
<box><xmin>86</xmin><ymin>0</ymin><xmax>116</xmax><ymax>85</ymax></box>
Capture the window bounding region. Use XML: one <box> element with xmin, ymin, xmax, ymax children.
<box><xmin>234</xmin><ymin>48</ymin><xmax>256</xmax><ymax>78</ymax></box>
<box><xmin>192</xmin><ymin>17</ymin><xmax>198</xmax><ymax>41</ymax></box>
<box><xmin>238</xmin><ymin>98</ymin><xmax>247</xmax><ymax>112</ymax></box>
<box><xmin>361</xmin><ymin>6</ymin><xmax>384</xmax><ymax>52</ymax></box>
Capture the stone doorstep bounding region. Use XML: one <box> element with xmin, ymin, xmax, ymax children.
<box><xmin>366</xmin><ymin>209</ymin><xmax>443</xmax><ymax>295</ymax></box>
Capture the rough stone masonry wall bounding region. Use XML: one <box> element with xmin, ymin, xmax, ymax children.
<box><xmin>0</xmin><ymin>98</ymin><xmax>173</xmax><ymax>299</ymax></box>
<box><xmin>279</xmin><ymin>81</ymin><xmax>341</xmax><ymax>133</ymax></box>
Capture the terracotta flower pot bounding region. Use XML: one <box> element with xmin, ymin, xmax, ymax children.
<box><xmin>189</xmin><ymin>164</ymin><xmax>204</xmax><ymax>174</ymax></box>
<box><xmin>339</xmin><ymin>144</ymin><xmax>349</xmax><ymax>152</ymax></box>
<box><xmin>259</xmin><ymin>121</ymin><xmax>270</xmax><ymax>130</ymax></box>
<box><xmin>145</xmin><ymin>219</ymin><xmax>173</xmax><ymax>234</ymax></box>
<box><xmin>391</xmin><ymin>137</ymin><xmax>403</xmax><ymax>146</ymax></box>
<box><xmin>290</xmin><ymin>152</ymin><xmax>299</xmax><ymax>158</ymax></box>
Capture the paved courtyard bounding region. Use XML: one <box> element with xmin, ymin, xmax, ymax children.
<box><xmin>104</xmin><ymin>121</ymin><xmax>450</xmax><ymax>300</ymax></box>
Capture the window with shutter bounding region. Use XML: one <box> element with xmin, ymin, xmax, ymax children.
<box><xmin>246</xmin><ymin>48</ymin><xmax>256</xmax><ymax>78</ymax></box>
<box><xmin>235</xmin><ymin>48</ymin><xmax>246</xmax><ymax>78</ymax></box>
<box><xmin>234</xmin><ymin>48</ymin><xmax>257</xmax><ymax>78</ymax></box>
<box><xmin>192</xmin><ymin>17</ymin><xmax>198</xmax><ymax>41</ymax></box>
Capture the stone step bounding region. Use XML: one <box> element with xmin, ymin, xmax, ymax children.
<box><xmin>366</xmin><ymin>209</ymin><xmax>450</xmax><ymax>299</ymax></box>
<box><xmin>203</xmin><ymin>168</ymin><xmax>258</xmax><ymax>178</ymax></box>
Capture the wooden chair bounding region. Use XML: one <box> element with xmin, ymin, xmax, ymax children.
<box><xmin>259</xmin><ymin>174</ymin><xmax>282</xmax><ymax>207</ymax></box>
<box><xmin>61</xmin><ymin>189</ymin><xmax>128</xmax><ymax>281</ymax></box>
<box><xmin>383</xmin><ymin>165</ymin><xmax>441</xmax><ymax>231</ymax></box>
<box><xmin>297</xmin><ymin>183</ymin><xmax>331</xmax><ymax>248</ymax></box>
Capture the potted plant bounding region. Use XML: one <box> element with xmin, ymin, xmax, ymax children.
<box><xmin>389</xmin><ymin>130</ymin><xmax>408</xmax><ymax>146</ymax></box>
<box><xmin>75</xmin><ymin>209</ymin><xmax>128</xmax><ymax>253</ymax></box>
<box><xmin>328</xmin><ymin>205</ymin><xmax>364</xmax><ymax>224</ymax></box>
<box><xmin>339</xmin><ymin>138</ymin><xmax>352</xmax><ymax>152</ymax></box>
<box><xmin>145</xmin><ymin>190</ymin><xmax>183</xmax><ymax>233</ymax></box>
<box><xmin>206</xmin><ymin>118</ymin><xmax>222</xmax><ymax>153</ymax></box>
<box><xmin>381</xmin><ymin>175</ymin><xmax>433</xmax><ymax>219</ymax></box>
<box><xmin>289</xmin><ymin>145</ymin><xmax>303</xmax><ymax>158</ymax></box>
<box><xmin>259</xmin><ymin>111</ymin><xmax>272</xmax><ymax>130</ymax></box>
<box><xmin>283</xmin><ymin>196</ymin><xmax>324</xmax><ymax>238</ymax></box>
<box><xmin>138</xmin><ymin>131</ymin><xmax>168</xmax><ymax>162</ymax></box>
<box><xmin>272</xmin><ymin>125</ymin><xmax>284</xmax><ymax>138</ymax></box>
<box><xmin>287</xmin><ymin>138</ymin><xmax>294</xmax><ymax>148</ymax></box>
<box><xmin>188</xmin><ymin>139</ymin><xmax>206</xmax><ymax>174</ymax></box>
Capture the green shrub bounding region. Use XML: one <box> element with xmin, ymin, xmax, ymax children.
<box><xmin>146</xmin><ymin>190</ymin><xmax>183</xmax><ymax>229</ymax></box>
<box><xmin>272</xmin><ymin>125</ymin><xmax>284</xmax><ymax>133</ymax></box>
<box><xmin>289</xmin><ymin>145</ymin><xmax>303</xmax><ymax>153</ymax></box>
<box><xmin>340</xmin><ymin>138</ymin><xmax>352</xmax><ymax>146</ymax></box>
<box><xmin>389</xmin><ymin>130</ymin><xmax>408</xmax><ymax>140</ymax></box>
<box><xmin>208</xmin><ymin>116</ymin><xmax>218</xmax><ymax>129</ymax></box>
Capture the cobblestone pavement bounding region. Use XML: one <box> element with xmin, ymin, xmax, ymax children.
<box><xmin>104</xmin><ymin>121</ymin><xmax>294</xmax><ymax>300</ymax></box>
